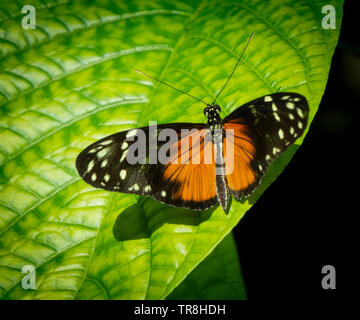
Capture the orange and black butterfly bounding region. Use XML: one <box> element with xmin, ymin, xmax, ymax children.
<box><xmin>76</xmin><ymin>34</ymin><xmax>309</xmax><ymax>211</ymax></box>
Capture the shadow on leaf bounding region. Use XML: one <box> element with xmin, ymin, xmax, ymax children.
<box><xmin>113</xmin><ymin>198</ymin><xmax>215</xmax><ymax>241</ymax></box>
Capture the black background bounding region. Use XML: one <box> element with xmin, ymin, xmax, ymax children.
<box><xmin>235</xmin><ymin>0</ymin><xmax>357</xmax><ymax>299</ymax></box>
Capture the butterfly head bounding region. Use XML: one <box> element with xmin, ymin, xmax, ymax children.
<box><xmin>204</xmin><ymin>104</ymin><xmax>222</xmax><ymax>126</ymax></box>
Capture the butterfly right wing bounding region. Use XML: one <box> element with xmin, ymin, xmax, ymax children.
<box><xmin>223</xmin><ymin>92</ymin><xmax>309</xmax><ymax>199</ymax></box>
<box><xmin>76</xmin><ymin>123</ymin><xmax>218</xmax><ymax>210</ymax></box>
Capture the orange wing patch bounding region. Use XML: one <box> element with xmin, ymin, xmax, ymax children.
<box><xmin>163</xmin><ymin>129</ymin><xmax>216</xmax><ymax>203</ymax></box>
<box><xmin>224</xmin><ymin>122</ymin><xmax>257</xmax><ymax>194</ymax></box>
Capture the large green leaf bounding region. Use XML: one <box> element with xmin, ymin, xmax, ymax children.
<box><xmin>0</xmin><ymin>0</ymin><xmax>343</xmax><ymax>299</ymax></box>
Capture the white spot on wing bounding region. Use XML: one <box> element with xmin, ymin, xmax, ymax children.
<box><xmin>101</xmin><ymin>159</ymin><xmax>108</xmax><ymax>168</ymax></box>
<box><xmin>296</xmin><ymin>107</ymin><xmax>304</xmax><ymax>118</ymax></box>
<box><xmin>272</xmin><ymin>147</ymin><xmax>281</xmax><ymax>155</ymax></box>
<box><xmin>161</xmin><ymin>190</ymin><xmax>166</xmax><ymax>197</ymax></box>
<box><xmin>128</xmin><ymin>183</ymin><xmax>139</xmax><ymax>191</ymax></box>
<box><xmin>120</xmin><ymin>150</ymin><xmax>128</xmax><ymax>162</ymax></box>
<box><xmin>87</xmin><ymin>160</ymin><xmax>95</xmax><ymax>173</ymax></box>
<box><xmin>273</xmin><ymin>112</ymin><xmax>280</xmax><ymax>122</ymax></box>
<box><xmin>144</xmin><ymin>185</ymin><xmax>151</xmax><ymax>192</ymax></box>
<box><xmin>121</xmin><ymin>141</ymin><xmax>128</xmax><ymax>150</ymax></box>
<box><xmin>120</xmin><ymin>170</ymin><xmax>126</xmax><ymax>180</ymax></box>
<box><xmin>278</xmin><ymin>128</ymin><xmax>284</xmax><ymax>140</ymax></box>
<box><xmin>286</xmin><ymin>102</ymin><xmax>295</xmax><ymax>110</ymax></box>
<box><xmin>264</xmin><ymin>96</ymin><xmax>273</xmax><ymax>102</ymax></box>
<box><xmin>88</xmin><ymin>147</ymin><xmax>100</xmax><ymax>154</ymax></box>
<box><xmin>91</xmin><ymin>173</ymin><xmax>97</xmax><ymax>181</ymax></box>
<box><xmin>97</xmin><ymin>147</ymin><xmax>110</xmax><ymax>159</ymax></box>
<box><xmin>104</xmin><ymin>174</ymin><xmax>110</xmax><ymax>182</ymax></box>
<box><xmin>100</xmin><ymin>139</ymin><xmax>112</xmax><ymax>146</ymax></box>
<box><xmin>126</xmin><ymin>129</ymin><xmax>138</xmax><ymax>139</ymax></box>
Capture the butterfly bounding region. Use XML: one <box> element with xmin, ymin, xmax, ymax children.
<box><xmin>76</xmin><ymin>91</ymin><xmax>308</xmax><ymax>211</ymax></box>
<box><xmin>75</xmin><ymin>34</ymin><xmax>309</xmax><ymax>211</ymax></box>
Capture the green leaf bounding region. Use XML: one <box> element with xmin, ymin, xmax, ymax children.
<box><xmin>0</xmin><ymin>0</ymin><xmax>343</xmax><ymax>299</ymax></box>
<box><xmin>167</xmin><ymin>233</ymin><xmax>247</xmax><ymax>300</ymax></box>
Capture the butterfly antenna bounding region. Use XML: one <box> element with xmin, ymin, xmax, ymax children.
<box><xmin>212</xmin><ymin>32</ymin><xmax>254</xmax><ymax>105</ymax></box>
<box><xmin>135</xmin><ymin>70</ymin><xmax>209</xmax><ymax>106</ymax></box>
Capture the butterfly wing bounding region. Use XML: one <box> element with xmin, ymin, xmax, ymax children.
<box><xmin>223</xmin><ymin>92</ymin><xmax>309</xmax><ymax>199</ymax></box>
<box><xmin>76</xmin><ymin>123</ymin><xmax>218</xmax><ymax>210</ymax></box>
<box><xmin>158</xmin><ymin>126</ymin><xmax>217</xmax><ymax>210</ymax></box>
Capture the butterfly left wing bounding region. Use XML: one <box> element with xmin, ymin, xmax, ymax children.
<box><xmin>223</xmin><ymin>92</ymin><xmax>309</xmax><ymax>199</ymax></box>
<box><xmin>76</xmin><ymin>123</ymin><xmax>218</xmax><ymax>210</ymax></box>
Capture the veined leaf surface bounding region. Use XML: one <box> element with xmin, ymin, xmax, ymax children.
<box><xmin>0</xmin><ymin>0</ymin><xmax>343</xmax><ymax>299</ymax></box>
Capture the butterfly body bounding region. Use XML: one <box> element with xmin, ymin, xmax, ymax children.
<box><xmin>203</xmin><ymin>104</ymin><xmax>231</xmax><ymax>210</ymax></box>
<box><xmin>76</xmin><ymin>92</ymin><xmax>309</xmax><ymax>211</ymax></box>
